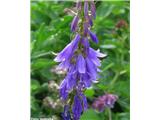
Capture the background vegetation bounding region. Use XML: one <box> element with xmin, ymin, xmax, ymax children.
<box><xmin>31</xmin><ymin>1</ymin><xmax>130</xmax><ymax>120</ymax></box>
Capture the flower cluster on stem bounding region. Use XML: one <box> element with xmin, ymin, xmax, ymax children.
<box><xmin>54</xmin><ymin>0</ymin><xmax>106</xmax><ymax>119</ymax></box>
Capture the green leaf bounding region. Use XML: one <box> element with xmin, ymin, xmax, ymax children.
<box><xmin>80</xmin><ymin>109</ymin><xmax>100</xmax><ymax>120</ymax></box>
<box><xmin>84</xmin><ymin>88</ymin><xmax>95</xmax><ymax>97</ymax></box>
<box><xmin>31</xmin><ymin>58</ymin><xmax>55</xmax><ymax>70</ymax></box>
<box><xmin>31</xmin><ymin>80</ymin><xmax>40</xmax><ymax>91</ymax></box>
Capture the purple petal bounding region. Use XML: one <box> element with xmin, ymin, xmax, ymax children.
<box><xmin>90</xmin><ymin>47</ymin><xmax>106</xmax><ymax>58</ymax></box>
<box><xmin>54</xmin><ymin>43</ymin><xmax>72</xmax><ymax>62</ymax></box>
<box><xmin>59</xmin><ymin>79</ymin><xmax>68</xmax><ymax>100</ymax></box>
<box><xmin>66</xmin><ymin>73</ymin><xmax>76</xmax><ymax>90</ymax></box>
<box><xmin>57</xmin><ymin>59</ymin><xmax>70</xmax><ymax>70</ymax></box>
<box><xmin>71</xmin><ymin>15</ymin><xmax>79</xmax><ymax>32</ymax></box>
<box><xmin>72</xmin><ymin>34</ymin><xmax>81</xmax><ymax>50</ymax></box>
<box><xmin>86</xmin><ymin>57</ymin><xmax>97</xmax><ymax>80</ymax></box>
<box><xmin>88</xmin><ymin>48</ymin><xmax>101</xmax><ymax>66</ymax></box>
<box><xmin>81</xmin><ymin>94</ymin><xmax>88</xmax><ymax>111</ymax></box>
<box><xmin>84</xmin><ymin>1</ymin><xmax>88</xmax><ymax>17</ymax></box>
<box><xmin>89</xmin><ymin>30</ymin><xmax>99</xmax><ymax>43</ymax></box>
<box><xmin>54</xmin><ymin>34</ymin><xmax>80</xmax><ymax>62</ymax></box>
<box><xmin>91</xmin><ymin>57</ymin><xmax>101</xmax><ymax>66</ymax></box>
<box><xmin>72</xmin><ymin>95</ymin><xmax>83</xmax><ymax>120</ymax></box>
<box><xmin>88</xmin><ymin>15</ymin><xmax>93</xmax><ymax>26</ymax></box>
<box><xmin>80</xmin><ymin>73</ymin><xmax>92</xmax><ymax>87</ymax></box>
<box><xmin>77</xmin><ymin>54</ymin><xmax>86</xmax><ymax>73</ymax></box>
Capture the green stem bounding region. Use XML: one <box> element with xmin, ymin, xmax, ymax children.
<box><xmin>31</xmin><ymin>51</ymin><xmax>56</xmax><ymax>59</ymax></box>
<box><xmin>108</xmin><ymin>108</ymin><xmax>112</xmax><ymax>120</ymax></box>
<box><xmin>108</xmin><ymin>72</ymin><xmax>119</xmax><ymax>91</ymax></box>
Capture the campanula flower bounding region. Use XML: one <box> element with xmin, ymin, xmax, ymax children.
<box><xmin>72</xmin><ymin>95</ymin><xmax>83</xmax><ymax>120</ymax></box>
<box><xmin>84</xmin><ymin>1</ymin><xmax>88</xmax><ymax>17</ymax></box>
<box><xmin>88</xmin><ymin>30</ymin><xmax>99</xmax><ymax>43</ymax></box>
<box><xmin>71</xmin><ymin>15</ymin><xmax>79</xmax><ymax>32</ymax></box>
<box><xmin>77</xmin><ymin>54</ymin><xmax>86</xmax><ymax>73</ymax></box>
<box><xmin>54</xmin><ymin>1</ymin><xmax>106</xmax><ymax>119</ymax></box>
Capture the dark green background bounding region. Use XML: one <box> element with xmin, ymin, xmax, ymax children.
<box><xmin>31</xmin><ymin>1</ymin><xmax>130</xmax><ymax>120</ymax></box>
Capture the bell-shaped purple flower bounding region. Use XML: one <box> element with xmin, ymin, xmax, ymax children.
<box><xmin>81</xmin><ymin>94</ymin><xmax>88</xmax><ymax>111</ymax></box>
<box><xmin>89</xmin><ymin>48</ymin><xmax>107</xmax><ymax>59</ymax></box>
<box><xmin>60</xmin><ymin>64</ymin><xmax>77</xmax><ymax>100</ymax></box>
<box><xmin>80</xmin><ymin>73</ymin><xmax>92</xmax><ymax>87</ymax></box>
<box><xmin>86</xmin><ymin>57</ymin><xmax>97</xmax><ymax>81</ymax></box>
<box><xmin>88</xmin><ymin>30</ymin><xmax>99</xmax><ymax>43</ymax></box>
<box><xmin>88</xmin><ymin>15</ymin><xmax>93</xmax><ymax>26</ymax></box>
<box><xmin>72</xmin><ymin>95</ymin><xmax>83</xmax><ymax>120</ymax></box>
<box><xmin>71</xmin><ymin>15</ymin><xmax>79</xmax><ymax>32</ymax></box>
<box><xmin>88</xmin><ymin>48</ymin><xmax>101</xmax><ymax>67</ymax></box>
<box><xmin>77</xmin><ymin>54</ymin><xmax>86</xmax><ymax>73</ymax></box>
<box><xmin>59</xmin><ymin>79</ymin><xmax>68</xmax><ymax>100</ymax></box>
<box><xmin>84</xmin><ymin>1</ymin><xmax>88</xmax><ymax>17</ymax></box>
<box><xmin>54</xmin><ymin>34</ymin><xmax>80</xmax><ymax>63</ymax></box>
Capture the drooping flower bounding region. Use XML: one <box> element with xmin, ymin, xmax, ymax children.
<box><xmin>59</xmin><ymin>64</ymin><xmax>77</xmax><ymax>100</ymax></box>
<box><xmin>72</xmin><ymin>95</ymin><xmax>83</xmax><ymax>120</ymax></box>
<box><xmin>71</xmin><ymin>15</ymin><xmax>79</xmax><ymax>32</ymax></box>
<box><xmin>77</xmin><ymin>54</ymin><xmax>86</xmax><ymax>74</ymax></box>
<box><xmin>84</xmin><ymin>1</ymin><xmax>88</xmax><ymax>17</ymax></box>
<box><xmin>54</xmin><ymin>34</ymin><xmax>80</xmax><ymax>63</ymax></box>
<box><xmin>88</xmin><ymin>30</ymin><xmax>99</xmax><ymax>43</ymax></box>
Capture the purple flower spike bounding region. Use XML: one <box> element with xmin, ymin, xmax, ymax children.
<box><xmin>72</xmin><ymin>95</ymin><xmax>83</xmax><ymax>120</ymax></box>
<box><xmin>84</xmin><ymin>1</ymin><xmax>88</xmax><ymax>17</ymax></box>
<box><xmin>91</xmin><ymin>1</ymin><xmax>96</xmax><ymax>18</ymax></box>
<box><xmin>77</xmin><ymin>54</ymin><xmax>86</xmax><ymax>73</ymax></box>
<box><xmin>54</xmin><ymin>1</ymin><xmax>106</xmax><ymax>119</ymax></box>
<box><xmin>71</xmin><ymin>15</ymin><xmax>79</xmax><ymax>32</ymax></box>
<box><xmin>89</xmin><ymin>30</ymin><xmax>99</xmax><ymax>43</ymax></box>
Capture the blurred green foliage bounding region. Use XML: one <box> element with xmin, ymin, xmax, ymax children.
<box><xmin>31</xmin><ymin>1</ymin><xmax>130</xmax><ymax>120</ymax></box>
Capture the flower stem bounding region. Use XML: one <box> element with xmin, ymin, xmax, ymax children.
<box><xmin>107</xmin><ymin>108</ymin><xmax>112</xmax><ymax>120</ymax></box>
